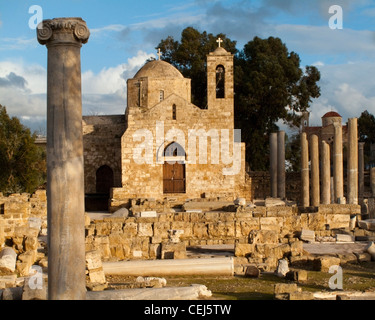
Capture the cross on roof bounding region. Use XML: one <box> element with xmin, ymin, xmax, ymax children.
<box><xmin>157</xmin><ymin>48</ymin><xmax>162</xmax><ymax>60</ymax></box>
<box><xmin>216</xmin><ymin>37</ymin><xmax>223</xmax><ymax>48</ymax></box>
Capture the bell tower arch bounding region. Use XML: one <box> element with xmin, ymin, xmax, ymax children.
<box><xmin>207</xmin><ymin>40</ymin><xmax>234</xmax><ymax>113</ymax></box>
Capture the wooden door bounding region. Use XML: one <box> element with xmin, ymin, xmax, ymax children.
<box><xmin>163</xmin><ymin>162</ymin><xmax>186</xmax><ymax>193</ymax></box>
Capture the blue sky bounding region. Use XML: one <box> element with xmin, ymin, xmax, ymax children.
<box><xmin>1</xmin><ymin>0</ymin><xmax>375</xmax><ymax>134</ymax></box>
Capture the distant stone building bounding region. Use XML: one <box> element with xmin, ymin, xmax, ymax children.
<box><xmin>301</xmin><ymin>110</ymin><xmax>348</xmax><ymax>146</ymax></box>
<box><xmin>82</xmin><ymin>45</ymin><xmax>251</xmax><ymax>211</ymax></box>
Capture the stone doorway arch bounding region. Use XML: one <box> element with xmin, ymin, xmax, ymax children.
<box><xmin>163</xmin><ymin>142</ymin><xmax>186</xmax><ymax>194</ymax></box>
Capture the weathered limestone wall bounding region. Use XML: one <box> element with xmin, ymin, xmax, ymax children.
<box><xmin>86</xmin><ymin>204</ymin><xmax>361</xmax><ymax>262</ymax></box>
<box><xmin>82</xmin><ymin>115</ymin><xmax>126</xmax><ymax>194</ymax></box>
<box><xmin>0</xmin><ymin>191</ymin><xmax>47</xmax><ymax>243</ymax></box>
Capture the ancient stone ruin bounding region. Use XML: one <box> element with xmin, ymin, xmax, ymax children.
<box><xmin>0</xmin><ymin>17</ymin><xmax>375</xmax><ymax>300</ymax></box>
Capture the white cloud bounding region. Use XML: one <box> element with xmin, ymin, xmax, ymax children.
<box><xmin>82</xmin><ymin>50</ymin><xmax>153</xmax><ymax>115</ymax></box>
<box><xmin>0</xmin><ymin>51</ymin><xmax>154</xmax><ymax>131</ymax></box>
<box><xmin>310</xmin><ymin>62</ymin><xmax>375</xmax><ymax>125</ymax></box>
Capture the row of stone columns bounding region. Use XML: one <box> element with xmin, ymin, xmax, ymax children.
<box><xmin>270</xmin><ymin>131</ymin><xmax>285</xmax><ymax>199</ymax></box>
<box><xmin>300</xmin><ymin>118</ymin><xmax>360</xmax><ymax>207</ymax></box>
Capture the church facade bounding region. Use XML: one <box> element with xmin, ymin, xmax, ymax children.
<box><xmin>82</xmin><ymin>45</ymin><xmax>251</xmax><ymax>211</ymax></box>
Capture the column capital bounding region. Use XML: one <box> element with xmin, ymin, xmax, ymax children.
<box><xmin>37</xmin><ymin>17</ymin><xmax>90</xmax><ymax>46</ymax></box>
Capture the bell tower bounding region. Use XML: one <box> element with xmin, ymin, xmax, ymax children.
<box><xmin>207</xmin><ymin>38</ymin><xmax>234</xmax><ymax>115</ymax></box>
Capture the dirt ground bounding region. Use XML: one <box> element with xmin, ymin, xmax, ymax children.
<box><xmin>106</xmin><ymin>242</ymin><xmax>375</xmax><ymax>300</ymax></box>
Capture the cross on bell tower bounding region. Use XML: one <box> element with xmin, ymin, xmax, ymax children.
<box><xmin>216</xmin><ymin>37</ymin><xmax>223</xmax><ymax>48</ymax></box>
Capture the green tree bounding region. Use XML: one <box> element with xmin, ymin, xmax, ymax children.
<box><xmin>358</xmin><ymin>110</ymin><xmax>375</xmax><ymax>166</ymax></box>
<box><xmin>235</xmin><ymin>36</ymin><xmax>320</xmax><ymax>170</ymax></box>
<box><xmin>157</xmin><ymin>28</ymin><xmax>321</xmax><ymax>171</ymax></box>
<box><xmin>0</xmin><ymin>105</ymin><xmax>46</xmax><ymax>195</ymax></box>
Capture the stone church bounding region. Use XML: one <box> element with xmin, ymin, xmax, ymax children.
<box><xmin>82</xmin><ymin>44</ymin><xmax>251</xmax><ymax>211</ymax></box>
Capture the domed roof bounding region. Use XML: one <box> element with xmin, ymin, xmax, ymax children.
<box><xmin>212</xmin><ymin>46</ymin><xmax>229</xmax><ymax>55</ymax></box>
<box><xmin>133</xmin><ymin>60</ymin><xmax>183</xmax><ymax>79</ymax></box>
<box><xmin>322</xmin><ymin>111</ymin><xmax>342</xmax><ymax>118</ymax></box>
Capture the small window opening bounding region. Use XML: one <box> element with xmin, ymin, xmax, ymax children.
<box><xmin>216</xmin><ymin>65</ymin><xmax>225</xmax><ymax>99</ymax></box>
<box><xmin>172</xmin><ymin>104</ymin><xmax>177</xmax><ymax>120</ymax></box>
<box><xmin>159</xmin><ymin>90</ymin><xmax>164</xmax><ymax>102</ymax></box>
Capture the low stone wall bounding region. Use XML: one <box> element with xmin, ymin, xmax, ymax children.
<box><xmin>86</xmin><ymin>204</ymin><xmax>361</xmax><ymax>262</ymax></box>
<box><xmin>249</xmin><ymin>171</ymin><xmax>301</xmax><ymax>201</ymax></box>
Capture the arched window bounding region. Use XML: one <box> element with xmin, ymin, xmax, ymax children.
<box><xmin>163</xmin><ymin>142</ymin><xmax>185</xmax><ymax>158</ymax></box>
<box><xmin>216</xmin><ymin>65</ymin><xmax>225</xmax><ymax>99</ymax></box>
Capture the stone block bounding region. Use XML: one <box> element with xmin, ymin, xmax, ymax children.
<box><xmin>326</xmin><ymin>214</ymin><xmax>350</xmax><ymax>229</ymax></box>
<box><xmin>366</xmin><ymin>242</ymin><xmax>375</xmax><ymax>261</ymax></box>
<box><xmin>22</xmin><ymin>276</ymin><xmax>48</xmax><ymax>300</ymax></box>
<box><xmin>354</xmin><ymin>252</ymin><xmax>371</xmax><ymax>263</ymax></box>
<box><xmin>260</xmin><ymin>217</ymin><xmax>282</xmax><ymax>231</ymax></box>
<box><xmin>149</xmin><ymin>243</ymin><xmax>161</xmax><ymax>259</ymax></box>
<box><xmin>300</xmin><ymin>229</ymin><xmax>315</xmax><ymax>242</ymax></box>
<box><xmin>153</xmin><ymin>222</ymin><xmax>172</xmax><ymax>239</ymax></box>
<box><xmin>123</xmin><ymin>222</ymin><xmax>138</xmax><ymax>237</ymax></box>
<box><xmin>0</xmin><ymin>247</ymin><xmax>17</xmax><ymax>275</ymax></box>
<box><xmin>161</xmin><ymin>242</ymin><xmax>186</xmax><ymax>259</ymax></box>
<box><xmin>286</xmin><ymin>270</ymin><xmax>308</xmax><ymax>283</ymax></box>
<box><xmin>95</xmin><ymin>221</ymin><xmax>111</xmax><ymax>236</ymax></box>
<box><xmin>234</xmin><ymin>243</ymin><xmax>253</xmax><ymax>257</ymax></box>
<box><xmin>244</xmin><ymin>265</ymin><xmax>260</xmax><ymax>278</ymax></box>
<box><xmin>308</xmin><ymin>213</ymin><xmax>325</xmax><ymax>230</ymax></box>
<box><xmin>16</xmin><ymin>250</ymin><xmax>37</xmax><ymax>276</ymax></box>
<box><xmin>208</xmin><ymin>222</ymin><xmax>235</xmax><ymax>238</ymax></box>
<box><xmin>275</xmin><ymin>259</ymin><xmax>289</xmax><ymax>277</ymax></box>
<box><xmin>313</xmin><ymin>256</ymin><xmax>341</xmax><ymax>272</ymax></box>
<box><xmin>288</xmin><ymin>291</ymin><xmax>314</xmax><ymax>300</ymax></box>
<box><xmin>192</xmin><ymin>223</ymin><xmax>208</xmax><ymax>239</ymax></box>
<box><xmin>24</xmin><ymin>236</ymin><xmax>39</xmax><ymax>251</ymax></box>
<box><xmin>138</xmin><ymin>223</ymin><xmax>153</xmax><ymax>237</ymax></box>
<box><xmin>248</xmin><ymin>230</ymin><xmax>278</xmax><ymax>244</ymax></box>
<box><xmin>336</xmin><ymin>234</ymin><xmax>354</xmax><ymax>242</ymax></box>
<box><xmin>1</xmin><ymin>286</ymin><xmax>23</xmax><ymax>300</ymax></box>
<box><xmin>0</xmin><ymin>274</ymin><xmax>17</xmax><ymax>289</ymax></box>
<box><xmin>274</xmin><ymin>283</ymin><xmax>298</xmax><ymax>294</ymax></box>
<box><xmin>290</xmin><ymin>240</ymin><xmax>303</xmax><ymax>256</ymax></box>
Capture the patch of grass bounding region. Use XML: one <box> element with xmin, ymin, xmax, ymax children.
<box><xmin>106</xmin><ymin>262</ymin><xmax>375</xmax><ymax>300</ymax></box>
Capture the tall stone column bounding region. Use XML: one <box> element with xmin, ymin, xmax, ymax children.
<box><xmin>270</xmin><ymin>132</ymin><xmax>278</xmax><ymax>198</ymax></box>
<box><xmin>321</xmin><ymin>140</ymin><xmax>331</xmax><ymax>205</ymax></box>
<box><xmin>358</xmin><ymin>142</ymin><xmax>365</xmax><ymax>202</ymax></box>
<box><xmin>301</xmin><ymin>132</ymin><xmax>309</xmax><ymax>207</ymax></box>
<box><xmin>277</xmin><ymin>131</ymin><xmax>286</xmax><ymax>199</ymax></box>
<box><xmin>310</xmin><ymin>135</ymin><xmax>320</xmax><ymax>206</ymax></box>
<box><xmin>37</xmin><ymin>18</ymin><xmax>90</xmax><ymax>300</ymax></box>
<box><xmin>333</xmin><ymin>123</ymin><xmax>344</xmax><ymax>203</ymax></box>
<box><xmin>347</xmin><ymin>118</ymin><xmax>358</xmax><ymax>204</ymax></box>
